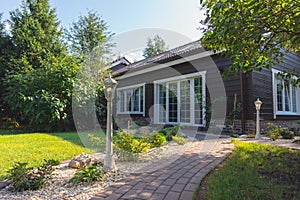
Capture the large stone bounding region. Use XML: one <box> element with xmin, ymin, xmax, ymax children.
<box><xmin>138</xmin><ymin>126</ymin><xmax>153</xmax><ymax>136</ymax></box>
<box><xmin>68</xmin><ymin>153</ymin><xmax>100</xmax><ymax>169</ymax></box>
<box><xmin>0</xmin><ymin>179</ymin><xmax>12</xmax><ymax>189</ymax></box>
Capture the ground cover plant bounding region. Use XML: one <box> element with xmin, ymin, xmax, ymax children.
<box><xmin>0</xmin><ymin>132</ymin><xmax>90</xmax><ymax>180</ymax></box>
<box><xmin>200</xmin><ymin>141</ymin><xmax>300</xmax><ymax>200</ymax></box>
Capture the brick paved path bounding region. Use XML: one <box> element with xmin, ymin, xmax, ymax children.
<box><xmin>91</xmin><ymin>138</ymin><xmax>233</xmax><ymax>200</ymax></box>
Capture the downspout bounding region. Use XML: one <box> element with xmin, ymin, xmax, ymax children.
<box><xmin>240</xmin><ymin>70</ymin><xmax>245</xmax><ymax>134</ymax></box>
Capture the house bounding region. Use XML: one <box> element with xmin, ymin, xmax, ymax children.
<box><xmin>111</xmin><ymin>41</ymin><xmax>300</xmax><ymax>134</ymax></box>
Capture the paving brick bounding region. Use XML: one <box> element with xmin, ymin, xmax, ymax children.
<box><xmin>176</xmin><ymin>177</ymin><xmax>190</xmax><ymax>184</ymax></box>
<box><xmin>144</xmin><ymin>185</ymin><xmax>158</xmax><ymax>191</ymax></box>
<box><xmin>155</xmin><ymin>185</ymin><xmax>171</xmax><ymax>194</ymax></box>
<box><xmin>114</xmin><ymin>185</ymin><xmax>133</xmax><ymax>194</ymax></box>
<box><xmin>132</xmin><ymin>182</ymin><xmax>148</xmax><ymax>190</ymax></box>
<box><xmin>122</xmin><ymin>189</ymin><xmax>141</xmax><ymax>199</ymax></box>
<box><xmin>170</xmin><ymin>183</ymin><xmax>186</xmax><ymax>192</ymax></box>
<box><xmin>90</xmin><ymin>197</ymin><xmax>103</xmax><ymax>200</ymax></box>
<box><xmin>182</xmin><ymin>172</ymin><xmax>195</xmax><ymax>178</ymax></box>
<box><xmin>170</xmin><ymin>173</ymin><xmax>182</xmax><ymax>179</ymax></box>
<box><xmin>180</xmin><ymin>191</ymin><xmax>194</xmax><ymax>200</ymax></box>
<box><xmin>184</xmin><ymin>183</ymin><xmax>197</xmax><ymax>191</ymax></box>
<box><xmin>164</xmin><ymin>191</ymin><xmax>180</xmax><ymax>200</ymax></box>
<box><xmin>137</xmin><ymin>189</ymin><xmax>153</xmax><ymax>199</ymax></box>
<box><xmin>106</xmin><ymin>193</ymin><xmax>123</xmax><ymax>200</ymax></box>
<box><xmin>149</xmin><ymin>192</ymin><xmax>166</xmax><ymax>200</ymax></box>
<box><xmin>162</xmin><ymin>178</ymin><xmax>177</xmax><ymax>186</ymax></box>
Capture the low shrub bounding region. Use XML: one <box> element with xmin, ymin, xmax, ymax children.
<box><xmin>266</xmin><ymin>123</ymin><xmax>282</xmax><ymax>141</ymax></box>
<box><xmin>8</xmin><ymin>159</ymin><xmax>58</xmax><ymax>192</ymax></box>
<box><xmin>0</xmin><ymin>117</ymin><xmax>20</xmax><ymax>130</ymax></box>
<box><xmin>88</xmin><ymin>134</ymin><xmax>106</xmax><ymax>151</ymax></box>
<box><xmin>113</xmin><ymin>132</ymin><xmax>150</xmax><ymax>153</ymax></box>
<box><xmin>171</xmin><ymin>136</ymin><xmax>187</xmax><ymax>145</ymax></box>
<box><xmin>134</xmin><ymin>120</ymin><xmax>147</xmax><ymax>127</ymax></box>
<box><xmin>159</xmin><ymin>124</ymin><xmax>185</xmax><ymax>141</ymax></box>
<box><xmin>281</xmin><ymin>129</ymin><xmax>294</xmax><ymax>139</ymax></box>
<box><xmin>148</xmin><ymin>133</ymin><xmax>167</xmax><ymax>147</ymax></box>
<box><xmin>247</xmin><ymin>133</ymin><xmax>256</xmax><ymax>138</ymax></box>
<box><xmin>69</xmin><ymin>165</ymin><xmax>105</xmax><ymax>185</ymax></box>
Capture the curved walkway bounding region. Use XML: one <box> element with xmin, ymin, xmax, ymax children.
<box><xmin>91</xmin><ymin>138</ymin><xmax>233</xmax><ymax>200</ymax></box>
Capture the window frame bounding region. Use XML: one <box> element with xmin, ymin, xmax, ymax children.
<box><xmin>117</xmin><ymin>83</ymin><xmax>145</xmax><ymax>116</ymax></box>
<box><xmin>272</xmin><ymin>68</ymin><xmax>300</xmax><ymax>118</ymax></box>
<box><xmin>154</xmin><ymin>71</ymin><xmax>206</xmax><ymax>127</ymax></box>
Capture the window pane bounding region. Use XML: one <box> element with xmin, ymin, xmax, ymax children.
<box><xmin>120</xmin><ymin>91</ymin><xmax>125</xmax><ymax>112</ymax></box>
<box><xmin>194</xmin><ymin>77</ymin><xmax>203</xmax><ymax>124</ymax></box>
<box><xmin>292</xmin><ymin>86</ymin><xmax>297</xmax><ymax>112</ymax></box>
<box><xmin>140</xmin><ymin>87</ymin><xmax>144</xmax><ymax>113</ymax></box>
<box><xmin>126</xmin><ymin>90</ymin><xmax>132</xmax><ymax>112</ymax></box>
<box><xmin>168</xmin><ymin>83</ymin><xmax>178</xmax><ymax>122</ymax></box>
<box><xmin>158</xmin><ymin>84</ymin><xmax>166</xmax><ymax>122</ymax></box>
<box><xmin>180</xmin><ymin>80</ymin><xmax>191</xmax><ymax>123</ymax></box>
<box><xmin>284</xmin><ymin>81</ymin><xmax>291</xmax><ymax>112</ymax></box>
<box><xmin>133</xmin><ymin>88</ymin><xmax>140</xmax><ymax>112</ymax></box>
<box><xmin>276</xmin><ymin>79</ymin><xmax>283</xmax><ymax>111</ymax></box>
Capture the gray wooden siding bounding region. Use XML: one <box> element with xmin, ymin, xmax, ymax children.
<box><xmin>252</xmin><ymin>52</ymin><xmax>300</xmax><ymax>121</ymax></box>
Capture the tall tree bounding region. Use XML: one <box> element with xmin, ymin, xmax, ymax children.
<box><xmin>4</xmin><ymin>0</ymin><xmax>78</xmax><ymax>131</ymax></box>
<box><xmin>200</xmin><ymin>0</ymin><xmax>300</xmax><ymax>77</ymax></box>
<box><xmin>143</xmin><ymin>35</ymin><xmax>168</xmax><ymax>58</ymax></box>
<box><xmin>0</xmin><ymin>14</ymin><xmax>14</xmax><ymax>118</ymax></box>
<box><xmin>67</xmin><ymin>11</ymin><xmax>114</xmax><ymax>59</ymax></box>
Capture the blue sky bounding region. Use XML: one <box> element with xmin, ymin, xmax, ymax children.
<box><xmin>1</xmin><ymin>0</ymin><xmax>204</xmax><ymax>60</ymax></box>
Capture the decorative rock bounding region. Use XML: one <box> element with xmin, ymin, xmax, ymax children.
<box><xmin>0</xmin><ymin>179</ymin><xmax>12</xmax><ymax>189</ymax></box>
<box><xmin>138</xmin><ymin>126</ymin><xmax>153</xmax><ymax>136</ymax></box>
<box><xmin>68</xmin><ymin>153</ymin><xmax>100</xmax><ymax>169</ymax></box>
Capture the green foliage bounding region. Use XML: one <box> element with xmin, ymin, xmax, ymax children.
<box><xmin>281</xmin><ymin>129</ymin><xmax>294</xmax><ymax>139</ymax></box>
<box><xmin>148</xmin><ymin>133</ymin><xmax>167</xmax><ymax>147</ymax></box>
<box><xmin>200</xmin><ymin>0</ymin><xmax>300</xmax><ymax>78</ymax></box>
<box><xmin>0</xmin><ymin>117</ymin><xmax>20</xmax><ymax>130</ymax></box>
<box><xmin>143</xmin><ymin>35</ymin><xmax>168</xmax><ymax>58</ymax></box>
<box><xmin>205</xmin><ymin>141</ymin><xmax>300</xmax><ymax>199</ymax></box>
<box><xmin>0</xmin><ymin>14</ymin><xmax>14</xmax><ymax>119</ymax></box>
<box><xmin>114</xmin><ymin>132</ymin><xmax>150</xmax><ymax>153</ymax></box>
<box><xmin>134</xmin><ymin>120</ymin><xmax>148</xmax><ymax>127</ymax></box>
<box><xmin>159</xmin><ymin>124</ymin><xmax>186</xmax><ymax>141</ymax></box>
<box><xmin>8</xmin><ymin>159</ymin><xmax>57</xmax><ymax>192</ymax></box>
<box><xmin>70</xmin><ymin>165</ymin><xmax>105</xmax><ymax>185</ymax></box>
<box><xmin>0</xmin><ymin>132</ymin><xmax>89</xmax><ymax>179</ymax></box>
<box><xmin>66</xmin><ymin>10</ymin><xmax>114</xmax><ymax>59</ymax></box>
<box><xmin>88</xmin><ymin>133</ymin><xmax>106</xmax><ymax>152</ymax></box>
<box><xmin>171</xmin><ymin>136</ymin><xmax>187</xmax><ymax>145</ymax></box>
<box><xmin>265</xmin><ymin>123</ymin><xmax>294</xmax><ymax>140</ymax></box>
<box><xmin>4</xmin><ymin>0</ymin><xmax>79</xmax><ymax>131</ymax></box>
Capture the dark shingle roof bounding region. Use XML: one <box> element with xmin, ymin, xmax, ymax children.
<box><xmin>113</xmin><ymin>40</ymin><xmax>203</xmax><ymax>75</ymax></box>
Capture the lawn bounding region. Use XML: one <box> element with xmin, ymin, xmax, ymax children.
<box><xmin>0</xmin><ymin>131</ymin><xmax>91</xmax><ymax>180</ymax></box>
<box><xmin>199</xmin><ymin>141</ymin><xmax>300</xmax><ymax>200</ymax></box>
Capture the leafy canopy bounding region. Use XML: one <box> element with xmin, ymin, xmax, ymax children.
<box><xmin>4</xmin><ymin>0</ymin><xmax>76</xmax><ymax>131</ymax></box>
<box><xmin>200</xmin><ymin>0</ymin><xmax>300</xmax><ymax>76</ymax></box>
<box><xmin>143</xmin><ymin>35</ymin><xmax>168</xmax><ymax>58</ymax></box>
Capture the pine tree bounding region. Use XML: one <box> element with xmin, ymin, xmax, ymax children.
<box><xmin>4</xmin><ymin>0</ymin><xmax>78</xmax><ymax>131</ymax></box>
<box><xmin>143</xmin><ymin>35</ymin><xmax>168</xmax><ymax>58</ymax></box>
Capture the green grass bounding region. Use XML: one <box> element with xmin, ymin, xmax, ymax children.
<box><xmin>204</xmin><ymin>141</ymin><xmax>300</xmax><ymax>200</ymax></box>
<box><xmin>0</xmin><ymin>131</ymin><xmax>91</xmax><ymax>180</ymax></box>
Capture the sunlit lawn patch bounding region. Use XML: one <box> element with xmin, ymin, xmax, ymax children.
<box><xmin>204</xmin><ymin>141</ymin><xmax>300</xmax><ymax>200</ymax></box>
<box><xmin>0</xmin><ymin>132</ymin><xmax>90</xmax><ymax>180</ymax></box>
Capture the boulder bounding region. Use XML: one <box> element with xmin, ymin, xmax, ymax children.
<box><xmin>0</xmin><ymin>179</ymin><xmax>12</xmax><ymax>189</ymax></box>
<box><xmin>68</xmin><ymin>153</ymin><xmax>100</xmax><ymax>169</ymax></box>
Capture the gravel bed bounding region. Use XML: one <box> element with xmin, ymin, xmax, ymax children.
<box><xmin>0</xmin><ymin>138</ymin><xmax>195</xmax><ymax>200</ymax></box>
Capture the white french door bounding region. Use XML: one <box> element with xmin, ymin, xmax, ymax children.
<box><xmin>155</xmin><ymin>74</ymin><xmax>205</xmax><ymax>126</ymax></box>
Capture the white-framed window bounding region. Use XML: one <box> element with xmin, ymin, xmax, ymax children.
<box><xmin>117</xmin><ymin>83</ymin><xmax>145</xmax><ymax>115</ymax></box>
<box><xmin>154</xmin><ymin>72</ymin><xmax>206</xmax><ymax>126</ymax></box>
<box><xmin>272</xmin><ymin>69</ymin><xmax>300</xmax><ymax>117</ymax></box>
